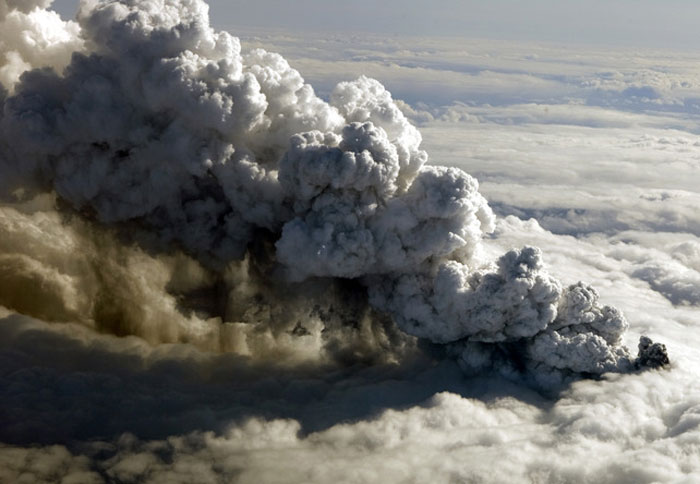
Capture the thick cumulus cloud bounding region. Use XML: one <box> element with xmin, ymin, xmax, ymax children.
<box><xmin>0</xmin><ymin>0</ymin><xmax>82</xmax><ymax>90</ymax></box>
<box><xmin>0</xmin><ymin>0</ymin><xmax>667</xmax><ymax>383</ymax></box>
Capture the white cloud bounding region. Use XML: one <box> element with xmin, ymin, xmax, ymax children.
<box><xmin>0</xmin><ymin>0</ymin><xmax>82</xmax><ymax>90</ymax></box>
<box><xmin>2</xmin><ymin>372</ymin><xmax>699</xmax><ymax>483</ymax></box>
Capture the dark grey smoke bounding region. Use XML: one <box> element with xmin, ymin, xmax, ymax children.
<box><xmin>0</xmin><ymin>0</ymin><xmax>668</xmax><ymax>383</ymax></box>
<box><xmin>636</xmin><ymin>336</ymin><xmax>670</xmax><ymax>369</ymax></box>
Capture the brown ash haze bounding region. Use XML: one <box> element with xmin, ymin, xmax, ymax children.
<box><xmin>2</xmin><ymin>1</ymin><xmax>698</xmax><ymax>483</ymax></box>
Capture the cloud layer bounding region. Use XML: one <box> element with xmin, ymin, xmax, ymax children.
<box><xmin>0</xmin><ymin>312</ymin><xmax>696</xmax><ymax>484</ymax></box>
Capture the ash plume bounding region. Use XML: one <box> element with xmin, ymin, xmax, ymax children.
<box><xmin>0</xmin><ymin>0</ymin><xmax>667</xmax><ymax>383</ymax></box>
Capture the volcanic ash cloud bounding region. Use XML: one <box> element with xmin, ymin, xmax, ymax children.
<box><xmin>0</xmin><ymin>0</ymin><xmax>668</xmax><ymax>383</ymax></box>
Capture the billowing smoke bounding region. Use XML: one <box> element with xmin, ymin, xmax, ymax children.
<box><xmin>0</xmin><ymin>0</ymin><xmax>667</xmax><ymax>384</ymax></box>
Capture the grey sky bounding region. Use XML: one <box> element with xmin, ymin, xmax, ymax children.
<box><xmin>51</xmin><ymin>0</ymin><xmax>700</xmax><ymax>48</ymax></box>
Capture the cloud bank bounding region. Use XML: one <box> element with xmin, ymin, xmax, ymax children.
<box><xmin>0</xmin><ymin>313</ymin><xmax>695</xmax><ymax>484</ymax></box>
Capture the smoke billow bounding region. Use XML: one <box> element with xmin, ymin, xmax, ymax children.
<box><xmin>0</xmin><ymin>0</ymin><xmax>667</xmax><ymax>383</ymax></box>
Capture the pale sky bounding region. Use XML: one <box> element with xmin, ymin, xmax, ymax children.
<box><xmin>52</xmin><ymin>0</ymin><xmax>700</xmax><ymax>48</ymax></box>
